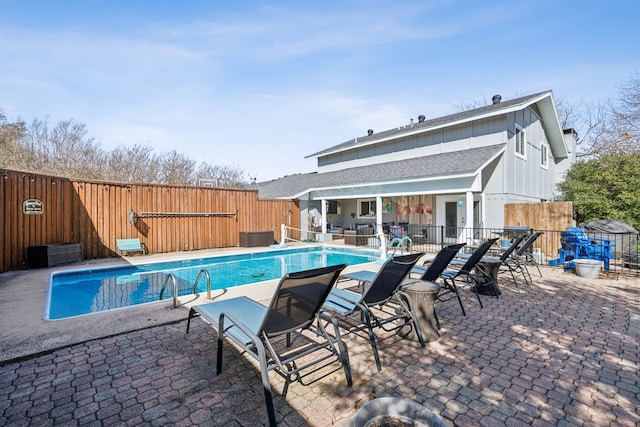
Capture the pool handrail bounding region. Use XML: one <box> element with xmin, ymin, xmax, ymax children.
<box><xmin>161</xmin><ymin>269</ymin><xmax>212</xmax><ymax>308</ymax></box>
<box><xmin>191</xmin><ymin>269</ymin><xmax>211</xmax><ymax>300</ymax></box>
<box><xmin>159</xmin><ymin>273</ymin><xmax>179</xmax><ymax>308</ymax></box>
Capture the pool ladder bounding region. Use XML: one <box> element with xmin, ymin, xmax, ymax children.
<box><xmin>159</xmin><ymin>269</ymin><xmax>211</xmax><ymax>308</ymax></box>
<box><xmin>388</xmin><ymin>236</ymin><xmax>413</xmax><ymax>256</ymax></box>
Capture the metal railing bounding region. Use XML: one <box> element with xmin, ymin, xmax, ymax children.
<box><xmin>282</xmin><ymin>224</ymin><xmax>639</xmax><ymax>275</ymax></box>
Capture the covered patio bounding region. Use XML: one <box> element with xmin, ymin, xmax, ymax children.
<box><xmin>1</xmin><ymin>255</ymin><xmax>638</xmax><ymax>426</ymax></box>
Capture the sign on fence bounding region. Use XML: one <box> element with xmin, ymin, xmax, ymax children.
<box><xmin>23</xmin><ymin>199</ymin><xmax>44</xmax><ymax>214</ymax></box>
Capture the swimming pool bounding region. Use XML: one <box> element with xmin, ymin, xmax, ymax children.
<box><xmin>45</xmin><ymin>246</ymin><xmax>379</xmax><ymax>320</ymax></box>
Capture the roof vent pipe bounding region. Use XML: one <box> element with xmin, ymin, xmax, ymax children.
<box><xmin>492</xmin><ymin>94</ymin><xmax>502</xmax><ymax>104</ymax></box>
<box><xmin>367</xmin><ymin>129</ymin><xmax>374</xmax><ymax>136</ymax></box>
<box><xmin>418</xmin><ymin>115</ymin><xmax>425</xmax><ymax>123</ymax></box>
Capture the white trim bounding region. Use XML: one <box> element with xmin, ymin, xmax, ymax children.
<box><xmin>514</xmin><ymin>124</ymin><xmax>526</xmax><ymax>159</ymax></box>
<box><xmin>540</xmin><ymin>141</ymin><xmax>549</xmax><ymax>169</ymax></box>
<box><xmin>357</xmin><ymin>198</ymin><xmax>377</xmax><ymax>219</ymax></box>
<box><xmin>436</xmin><ymin>195</ymin><xmax>466</xmax><ymax>244</ymax></box>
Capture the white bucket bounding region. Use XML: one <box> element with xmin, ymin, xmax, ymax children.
<box><xmin>533</xmin><ymin>248</ymin><xmax>546</xmax><ymax>264</ymax></box>
<box><xmin>574</xmin><ymin>259</ymin><xmax>601</xmax><ymax>279</ymax></box>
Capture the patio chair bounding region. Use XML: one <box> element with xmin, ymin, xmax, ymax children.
<box><xmin>409</xmin><ymin>243</ymin><xmax>467</xmax><ymax>281</ymax></box>
<box><xmin>548</xmin><ymin>227</ymin><xmax>615</xmax><ymax>270</ymax></box>
<box><xmin>438</xmin><ymin>238</ymin><xmax>500</xmax><ymax>314</ymax></box>
<box><xmin>511</xmin><ymin>231</ymin><xmax>545</xmax><ymax>280</ymax></box>
<box><xmin>186</xmin><ymin>264</ymin><xmax>350</xmax><ymax>427</ymax></box>
<box><xmin>404</xmin><ymin>243</ymin><xmax>466</xmax><ymax>329</ymax></box>
<box><xmin>322</xmin><ymin>252</ymin><xmax>424</xmax><ymax>371</ymax></box>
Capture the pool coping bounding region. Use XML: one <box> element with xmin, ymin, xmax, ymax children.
<box><xmin>0</xmin><ymin>245</ymin><xmax>381</xmax><ymax>364</ymax></box>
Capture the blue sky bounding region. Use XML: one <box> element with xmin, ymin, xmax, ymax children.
<box><xmin>1</xmin><ymin>1</ymin><xmax>639</xmax><ymax>181</ymax></box>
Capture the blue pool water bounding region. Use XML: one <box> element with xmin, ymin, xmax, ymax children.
<box><xmin>45</xmin><ymin>246</ymin><xmax>378</xmax><ymax>320</ymax></box>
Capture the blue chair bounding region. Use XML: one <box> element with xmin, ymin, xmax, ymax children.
<box><xmin>548</xmin><ymin>227</ymin><xmax>615</xmax><ymax>270</ymax></box>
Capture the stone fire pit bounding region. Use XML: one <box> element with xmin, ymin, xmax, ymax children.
<box><xmin>353</xmin><ymin>397</ymin><xmax>447</xmax><ymax>427</ymax></box>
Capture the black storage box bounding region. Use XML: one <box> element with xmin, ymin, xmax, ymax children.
<box><xmin>239</xmin><ymin>231</ymin><xmax>275</xmax><ymax>248</ymax></box>
<box><xmin>27</xmin><ymin>243</ymin><xmax>84</xmax><ymax>268</ymax></box>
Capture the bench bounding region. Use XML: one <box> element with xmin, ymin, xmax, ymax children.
<box><xmin>116</xmin><ymin>238</ymin><xmax>147</xmax><ymax>255</ymax></box>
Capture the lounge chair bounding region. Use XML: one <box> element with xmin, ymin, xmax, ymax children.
<box><xmin>511</xmin><ymin>231</ymin><xmax>545</xmax><ymax>281</ymax></box>
<box><xmin>186</xmin><ymin>264</ymin><xmax>350</xmax><ymax>427</ymax></box>
<box><xmin>404</xmin><ymin>243</ymin><xmax>467</xmax><ymax>329</ymax></box>
<box><xmin>438</xmin><ymin>238</ymin><xmax>500</xmax><ymax>314</ymax></box>
<box><xmin>484</xmin><ymin>233</ymin><xmax>529</xmax><ymax>287</ymax></box>
<box><xmin>409</xmin><ymin>243</ymin><xmax>467</xmax><ymax>281</ymax></box>
<box><xmin>322</xmin><ymin>252</ymin><xmax>424</xmax><ymax>371</ymax></box>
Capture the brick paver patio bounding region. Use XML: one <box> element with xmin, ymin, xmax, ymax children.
<box><xmin>1</xmin><ymin>267</ymin><xmax>638</xmax><ymax>426</ymax></box>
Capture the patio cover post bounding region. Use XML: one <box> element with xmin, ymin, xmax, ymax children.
<box><xmin>377</xmin><ymin>196</ymin><xmax>387</xmax><ymax>261</ymax></box>
<box><xmin>321</xmin><ymin>198</ymin><xmax>328</xmax><ymax>233</ymax></box>
<box><xmin>464</xmin><ymin>191</ymin><xmax>474</xmax><ymax>243</ymax></box>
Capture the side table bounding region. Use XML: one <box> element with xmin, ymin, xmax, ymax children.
<box><xmin>397</xmin><ymin>280</ymin><xmax>441</xmax><ymax>342</ymax></box>
<box><xmin>474</xmin><ymin>258</ymin><xmax>503</xmax><ymax>295</ymax></box>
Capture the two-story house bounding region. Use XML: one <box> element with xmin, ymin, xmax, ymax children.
<box><xmin>258</xmin><ymin>91</ymin><xmax>576</xmax><ymax>246</ymax></box>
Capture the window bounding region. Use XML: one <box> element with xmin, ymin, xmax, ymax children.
<box><xmin>515</xmin><ymin>125</ymin><xmax>526</xmax><ymax>157</ymax></box>
<box><xmin>358</xmin><ymin>199</ymin><xmax>376</xmax><ymax>217</ymax></box>
<box><xmin>540</xmin><ymin>142</ymin><xmax>549</xmax><ymax>168</ymax></box>
<box><xmin>326</xmin><ymin>200</ymin><xmax>338</xmax><ymax>214</ymax></box>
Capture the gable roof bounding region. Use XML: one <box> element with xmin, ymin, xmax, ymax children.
<box><xmin>306</xmin><ymin>90</ymin><xmax>567</xmax><ymax>160</ymax></box>
<box><xmin>258</xmin><ymin>144</ymin><xmax>505</xmax><ymax>199</ymax></box>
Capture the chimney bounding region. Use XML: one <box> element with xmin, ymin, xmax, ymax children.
<box><xmin>492</xmin><ymin>94</ymin><xmax>502</xmax><ymax>104</ymax></box>
<box><xmin>367</xmin><ymin>129</ymin><xmax>374</xmax><ymax>136</ymax></box>
<box><xmin>418</xmin><ymin>115</ymin><xmax>425</xmax><ymax>123</ymax></box>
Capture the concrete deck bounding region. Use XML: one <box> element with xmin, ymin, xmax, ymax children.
<box><xmin>0</xmin><ymin>251</ymin><xmax>638</xmax><ymax>426</ymax></box>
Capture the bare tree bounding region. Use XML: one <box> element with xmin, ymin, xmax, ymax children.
<box><xmin>559</xmin><ymin>70</ymin><xmax>640</xmax><ymax>158</ymax></box>
<box><xmin>609</xmin><ymin>70</ymin><xmax>640</xmax><ymax>153</ymax></box>
<box><xmin>0</xmin><ymin>113</ymin><xmax>29</xmax><ymax>170</ymax></box>
<box><xmin>158</xmin><ymin>150</ymin><xmax>196</xmax><ymax>185</ymax></box>
<box><xmin>452</xmin><ymin>95</ymin><xmax>491</xmax><ymax>112</ymax></box>
<box><xmin>14</xmin><ymin>118</ymin><xmax>105</xmax><ymax>179</ymax></box>
<box><xmin>106</xmin><ymin>143</ymin><xmax>161</xmax><ymax>183</ymax></box>
<box><xmin>556</xmin><ymin>97</ymin><xmax>610</xmax><ymax>158</ymax></box>
<box><xmin>1</xmin><ymin>111</ymin><xmax>250</xmax><ymax>185</ymax></box>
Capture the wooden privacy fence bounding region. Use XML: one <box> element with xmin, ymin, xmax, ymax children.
<box><xmin>0</xmin><ymin>169</ymin><xmax>299</xmax><ymax>272</ymax></box>
<box><xmin>505</xmin><ymin>201</ymin><xmax>574</xmax><ymax>260</ymax></box>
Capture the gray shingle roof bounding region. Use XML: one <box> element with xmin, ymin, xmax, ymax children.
<box><xmin>258</xmin><ymin>144</ymin><xmax>504</xmax><ymax>199</ymax></box>
<box><xmin>306</xmin><ymin>91</ymin><xmax>550</xmax><ymax>159</ymax></box>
